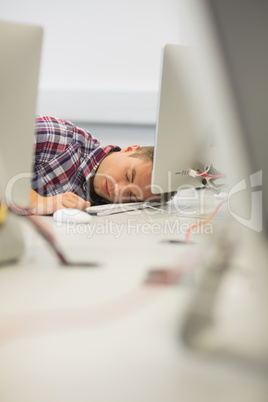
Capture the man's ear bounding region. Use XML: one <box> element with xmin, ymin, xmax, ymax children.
<box><xmin>120</xmin><ymin>145</ymin><xmax>140</xmax><ymax>153</ymax></box>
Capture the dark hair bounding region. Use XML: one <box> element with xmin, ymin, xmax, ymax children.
<box><xmin>130</xmin><ymin>146</ymin><xmax>176</xmax><ymax>203</ymax></box>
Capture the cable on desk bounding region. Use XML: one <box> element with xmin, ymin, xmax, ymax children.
<box><xmin>185</xmin><ymin>200</ymin><xmax>227</xmax><ymax>245</ymax></box>
<box><xmin>9</xmin><ymin>203</ymin><xmax>69</xmax><ymax>265</ymax></box>
<box><xmin>8</xmin><ymin>203</ymin><xmax>97</xmax><ymax>267</ymax></box>
<box><xmin>26</xmin><ymin>214</ymin><xmax>69</xmax><ymax>265</ymax></box>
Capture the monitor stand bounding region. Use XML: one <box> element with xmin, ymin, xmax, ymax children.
<box><xmin>0</xmin><ymin>179</ymin><xmax>24</xmax><ymax>264</ymax></box>
<box><xmin>0</xmin><ymin>211</ymin><xmax>25</xmax><ymax>265</ymax></box>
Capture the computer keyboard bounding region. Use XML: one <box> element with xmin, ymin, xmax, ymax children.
<box><xmin>86</xmin><ymin>202</ymin><xmax>160</xmax><ymax>216</ymax></box>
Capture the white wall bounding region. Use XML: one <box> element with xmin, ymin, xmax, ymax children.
<box><xmin>2</xmin><ymin>0</ymin><xmax>185</xmax><ymax>123</ymax></box>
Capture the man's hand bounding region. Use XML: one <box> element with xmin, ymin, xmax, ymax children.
<box><xmin>29</xmin><ymin>190</ymin><xmax>91</xmax><ymax>215</ymax></box>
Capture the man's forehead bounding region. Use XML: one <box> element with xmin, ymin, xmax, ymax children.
<box><xmin>133</xmin><ymin>162</ymin><xmax>152</xmax><ymax>180</ymax></box>
<box><xmin>131</xmin><ymin>157</ymin><xmax>152</xmax><ymax>171</ymax></box>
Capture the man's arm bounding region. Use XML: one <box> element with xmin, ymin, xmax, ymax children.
<box><xmin>29</xmin><ymin>189</ymin><xmax>91</xmax><ymax>215</ymax></box>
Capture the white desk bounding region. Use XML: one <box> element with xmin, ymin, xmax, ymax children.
<box><xmin>0</xmin><ymin>194</ymin><xmax>267</xmax><ymax>402</ymax></box>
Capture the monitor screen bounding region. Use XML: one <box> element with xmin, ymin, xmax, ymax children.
<box><xmin>151</xmin><ymin>44</ymin><xmax>226</xmax><ymax>196</ymax></box>
<box><xmin>0</xmin><ymin>20</ymin><xmax>43</xmax><ymax>207</ymax></box>
<box><xmin>0</xmin><ymin>20</ymin><xmax>42</xmax><ymax>263</ymax></box>
<box><xmin>175</xmin><ymin>0</ymin><xmax>268</xmax><ymax>363</ymax></box>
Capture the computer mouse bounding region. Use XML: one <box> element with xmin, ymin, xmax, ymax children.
<box><xmin>53</xmin><ymin>208</ymin><xmax>92</xmax><ymax>224</ymax></box>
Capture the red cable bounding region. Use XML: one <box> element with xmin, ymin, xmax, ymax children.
<box><xmin>185</xmin><ymin>200</ymin><xmax>227</xmax><ymax>244</ymax></box>
<box><xmin>198</xmin><ymin>172</ymin><xmax>225</xmax><ymax>179</ymax></box>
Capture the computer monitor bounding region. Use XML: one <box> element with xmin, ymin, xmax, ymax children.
<box><xmin>151</xmin><ymin>43</ymin><xmax>226</xmax><ymax>196</ymax></box>
<box><xmin>175</xmin><ymin>0</ymin><xmax>268</xmax><ymax>366</ymax></box>
<box><xmin>0</xmin><ymin>20</ymin><xmax>43</xmax><ymax>263</ymax></box>
<box><xmin>0</xmin><ymin>20</ymin><xmax>42</xmax><ymax>207</ymax></box>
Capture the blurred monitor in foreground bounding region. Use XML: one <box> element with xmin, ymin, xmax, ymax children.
<box><xmin>175</xmin><ymin>0</ymin><xmax>268</xmax><ymax>372</ymax></box>
<box><xmin>0</xmin><ymin>20</ymin><xmax>42</xmax><ymax>207</ymax></box>
<box><xmin>0</xmin><ymin>20</ymin><xmax>42</xmax><ymax>263</ymax></box>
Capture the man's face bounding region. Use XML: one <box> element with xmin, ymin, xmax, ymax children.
<box><xmin>93</xmin><ymin>146</ymin><xmax>155</xmax><ymax>203</ymax></box>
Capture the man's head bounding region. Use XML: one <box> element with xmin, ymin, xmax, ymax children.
<box><xmin>93</xmin><ymin>145</ymin><xmax>175</xmax><ymax>204</ymax></box>
<box><xmin>93</xmin><ymin>145</ymin><xmax>154</xmax><ymax>203</ymax></box>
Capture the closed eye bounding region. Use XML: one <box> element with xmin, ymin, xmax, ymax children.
<box><xmin>131</xmin><ymin>168</ymin><xmax>136</xmax><ymax>183</ymax></box>
<box><xmin>126</xmin><ymin>168</ymin><xmax>136</xmax><ymax>183</ymax></box>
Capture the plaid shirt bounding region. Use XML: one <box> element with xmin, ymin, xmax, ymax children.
<box><xmin>32</xmin><ymin>116</ymin><xmax>120</xmax><ymax>204</ymax></box>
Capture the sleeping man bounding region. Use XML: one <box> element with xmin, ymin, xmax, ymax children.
<box><xmin>30</xmin><ymin>116</ymin><xmax>165</xmax><ymax>215</ymax></box>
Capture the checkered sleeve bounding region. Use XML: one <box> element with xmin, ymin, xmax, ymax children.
<box><xmin>32</xmin><ymin>116</ymin><xmax>119</xmax><ymax>200</ymax></box>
